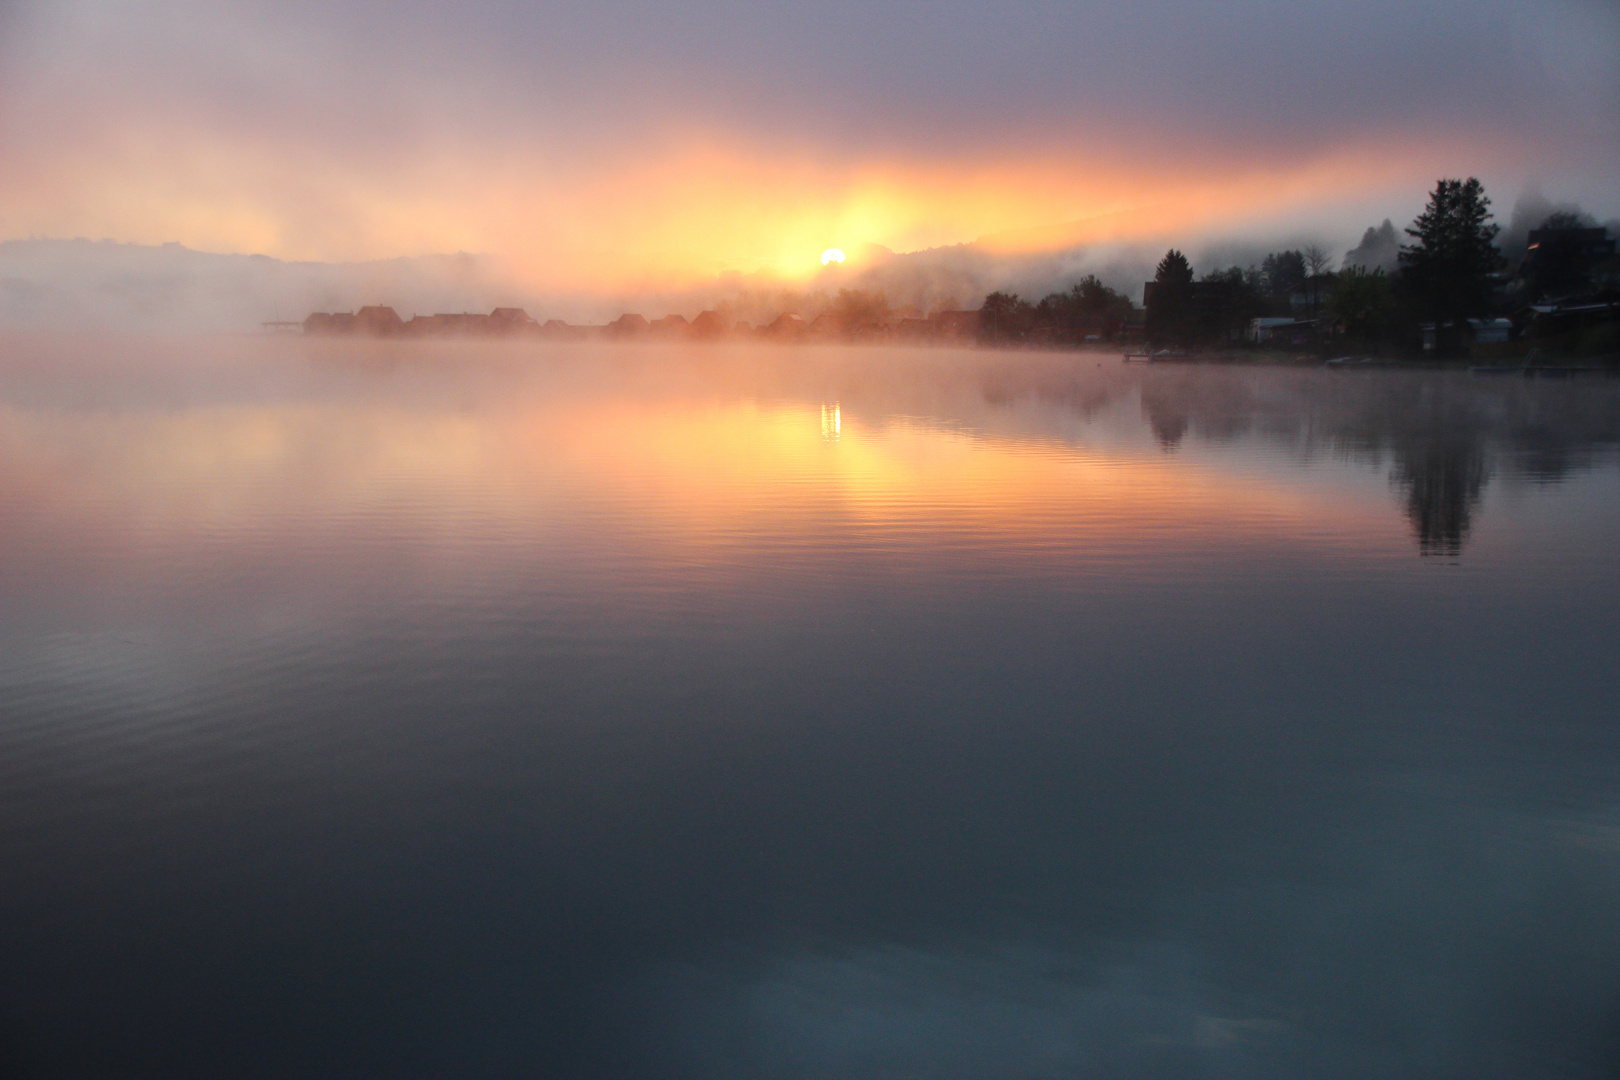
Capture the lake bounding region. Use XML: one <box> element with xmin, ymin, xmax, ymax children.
<box><xmin>1</xmin><ymin>337</ymin><xmax>1618</xmax><ymax>1078</ymax></box>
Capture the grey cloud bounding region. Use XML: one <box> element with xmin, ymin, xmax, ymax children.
<box><xmin>5</xmin><ymin>0</ymin><xmax>1617</xmax><ymax>163</ymax></box>
<box><xmin>1498</xmin><ymin>189</ymin><xmax>1620</xmax><ymax>263</ymax></box>
<box><xmin>2</xmin><ymin>0</ymin><xmax>1616</xmax><ymax>277</ymax></box>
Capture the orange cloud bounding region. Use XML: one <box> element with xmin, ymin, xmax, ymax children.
<box><xmin>0</xmin><ymin>118</ymin><xmax>1508</xmax><ymax>292</ymax></box>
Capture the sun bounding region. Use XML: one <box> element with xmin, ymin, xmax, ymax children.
<box><xmin>820</xmin><ymin>248</ymin><xmax>845</xmax><ymax>266</ymax></box>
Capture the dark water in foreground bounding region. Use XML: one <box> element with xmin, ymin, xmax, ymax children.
<box><xmin>2</xmin><ymin>338</ymin><xmax>1618</xmax><ymax>1079</ymax></box>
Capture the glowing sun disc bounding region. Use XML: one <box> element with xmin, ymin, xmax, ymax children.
<box><xmin>820</xmin><ymin>248</ymin><xmax>845</xmax><ymax>265</ymax></box>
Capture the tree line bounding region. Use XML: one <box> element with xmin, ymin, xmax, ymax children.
<box><xmin>980</xmin><ymin>178</ymin><xmax>1618</xmax><ymax>358</ymax></box>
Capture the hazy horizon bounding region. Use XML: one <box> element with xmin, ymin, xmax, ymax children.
<box><xmin>2</xmin><ymin>0</ymin><xmax>1616</xmax><ymax>310</ymax></box>
<box><xmin>6</xmin><ymin>178</ymin><xmax>1617</xmax><ymax>333</ymax></box>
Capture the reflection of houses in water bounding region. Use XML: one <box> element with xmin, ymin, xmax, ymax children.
<box><xmin>821</xmin><ymin>402</ymin><xmax>841</xmax><ymax>440</ymax></box>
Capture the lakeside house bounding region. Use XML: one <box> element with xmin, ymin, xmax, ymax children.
<box><xmin>761</xmin><ymin>313</ymin><xmax>806</xmax><ymax>338</ymax></box>
<box><xmin>303</xmin><ymin>311</ymin><xmax>356</xmax><ymax>334</ymax></box>
<box><xmin>1249</xmin><ymin>317</ymin><xmax>1312</xmax><ymax>345</ymax></box>
<box><xmin>608</xmin><ymin>313</ymin><xmax>649</xmax><ymax>335</ymax></box>
<box><xmin>354</xmin><ymin>305</ymin><xmax>405</xmax><ymax>335</ymax></box>
<box><xmin>1419</xmin><ymin>318</ymin><xmax>1513</xmax><ymax>350</ymax></box>
<box><xmin>1289</xmin><ymin>274</ymin><xmax>1337</xmax><ymax>317</ymax></box>
<box><xmin>688</xmin><ymin>310</ymin><xmax>731</xmax><ymax>338</ymax></box>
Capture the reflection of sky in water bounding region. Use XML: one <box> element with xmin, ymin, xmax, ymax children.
<box><xmin>0</xmin><ymin>339</ymin><xmax>1618</xmax><ymax>1078</ymax></box>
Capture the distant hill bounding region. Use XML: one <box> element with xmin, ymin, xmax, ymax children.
<box><xmin>0</xmin><ymin>240</ymin><xmax>533</xmax><ymax>333</ymax></box>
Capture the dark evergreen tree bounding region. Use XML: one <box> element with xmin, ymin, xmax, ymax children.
<box><xmin>1399</xmin><ymin>177</ymin><xmax>1501</xmax><ymax>353</ymax></box>
<box><xmin>1155</xmin><ymin>249</ymin><xmax>1193</xmax><ymax>289</ymax></box>
<box><xmin>1146</xmin><ymin>250</ymin><xmax>1193</xmax><ymax>347</ymax></box>
<box><xmin>1261</xmin><ymin>250</ymin><xmax>1306</xmax><ymax>296</ymax></box>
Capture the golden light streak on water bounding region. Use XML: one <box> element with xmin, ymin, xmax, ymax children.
<box><xmin>821</xmin><ymin>402</ymin><xmax>840</xmax><ymax>440</ymax></box>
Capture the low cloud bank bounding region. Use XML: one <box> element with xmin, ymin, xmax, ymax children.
<box><xmin>0</xmin><ymin>238</ymin><xmax>1167</xmax><ymax>333</ymax></box>
<box><xmin>7</xmin><ymin>188</ymin><xmax>1613</xmax><ymax>335</ymax></box>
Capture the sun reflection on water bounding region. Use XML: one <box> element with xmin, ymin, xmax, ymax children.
<box><xmin>821</xmin><ymin>401</ymin><xmax>841</xmax><ymax>440</ymax></box>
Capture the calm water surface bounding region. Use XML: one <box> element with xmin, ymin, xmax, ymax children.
<box><xmin>2</xmin><ymin>338</ymin><xmax>1618</xmax><ymax>1078</ymax></box>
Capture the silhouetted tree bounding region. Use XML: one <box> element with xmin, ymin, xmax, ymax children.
<box><xmin>1156</xmin><ymin>249</ymin><xmax>1193</xmax><ymax>288</ymax></box>
<box><xmin>1145</xmin><ymin>250</ymin><xmax>1194</xmax><ymax>347</ymax></box>
<box><xmin>1399</xmin><ymin>177</ymin><xmax>1501</xmax><ymax>354</ymax></box>
<box><xmin>1329</xmin><ymin>266</ymin><xmax>1398</xmax><ymax>342</ymax></box>
<box><xmin>1303</xmin><ymin>244</ymin><xmax>1333</xmax><ymax>277</ymax></box>
<box><xmin>979</xmin><ymin>291</ymin><xmax>1033</xmax><ymax>344</ymax></box>
<box><xmin>1524</xmin><ymin>211</ymin><xmax>1605</xmax><ymax>300</ymax></box>
<box><xmin>1032</xmin><ymin>291</ymin><xmax>1067</xmax><ymax>341</ymax></box>
<box><xmin>828</xmin><ymin>288</ymin><xmax>890</xmax><ymax>335</ymax></box>
<box><xmin>1075</xmin><ymin>274</ymin><xmax>1132</xmax><ymax>318</ymax></box>
<box><xmin>1200</xmin><ymin>265</ymin><xmax>1267</xmax><ymax>339</ymax></box>
<box><xmin>1034</xmin><ymin>274</ymin><xmax>1135</xmax><ymax>342</ymax></box>
<box><xmin>1261</xmin><ymin>250</ymin><xmax>1306</xmax><ymax>296</ymax></box>
<box><xmin>1078</xmin><ymin>275</ymin><xmax>1134</xmax><ymax>339</ymax></box>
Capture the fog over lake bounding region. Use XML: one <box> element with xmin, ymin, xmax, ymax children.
<box><xmin>1</xmin><ymin>339</ymin><xmax>1617</xmax><ymax>1078</ymax></box>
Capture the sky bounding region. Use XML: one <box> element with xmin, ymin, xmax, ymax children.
<box><xmin>1</xmin><ymin>0</ymin><xmax>1616</xmax><ymax>293</ymax></box>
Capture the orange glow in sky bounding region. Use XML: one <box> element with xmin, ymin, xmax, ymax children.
<box><xmin>1</xmin><ymin>0</ymin><xmax>1612</xmax><ymax>309</ymax></box>
<box><xmin>0</xmin><ymin>125</ymin><xmax>1503</xmax><ymax>292</ymax></box>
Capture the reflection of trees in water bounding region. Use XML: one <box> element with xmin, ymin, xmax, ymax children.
<box><xmin>1392</xmin><ymin>438</ymin><xmax>1488</xmax><ymax>557</ymax></box>
<box><xmin>1381</xmin><ymin>387</ymin><xmax>1496</xmax><ymax>558</ymax></box>
<box><xmin>1510</xmin><ymin>435</ymin><xmax>1600</xmax><ymax>486</ymax></box>
<box><xmin>971</xmin><ymin>363</ymin><xmax>1620</xmax><ymax>558</ymax></box>
<box><xmin>1145</xmin><ymin>405</ymin><xmax>1188</xmax><ymax>449</ymax></box>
